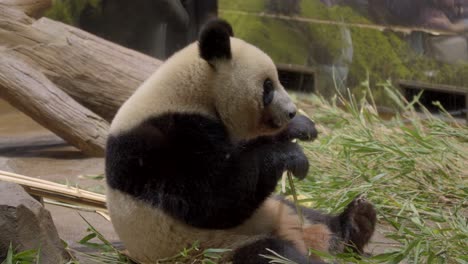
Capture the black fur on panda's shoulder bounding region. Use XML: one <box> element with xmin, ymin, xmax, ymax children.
<box><xmin>199</xmin><ymin>19</ymin><xmax>234</xmax><ymax>62</ymax></box>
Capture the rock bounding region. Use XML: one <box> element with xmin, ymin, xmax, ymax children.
<box><xmin>0</xmin><ymin>181</ymin><xmax>69</xmax><ymax>263</ymax></box>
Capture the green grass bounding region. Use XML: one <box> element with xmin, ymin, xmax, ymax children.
<box><xmin>1</xmin><ymin>243</ymin><xmax>40</xmax><ymax>264</ymax></box>
<box><xmin>64</xmin><ymin>214</ymin><xmax>131</xmax><ymax>264</ymax></box>
<box><xmin>285</xmin><ymin>81</ymin><xmax>467</xmax><ymax>263</ymax></box>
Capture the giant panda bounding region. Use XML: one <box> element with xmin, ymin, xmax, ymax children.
<box><xmin>106</xmin><ymin>19</ymin><xmax>377</xmax><ymax>264</ymax></box>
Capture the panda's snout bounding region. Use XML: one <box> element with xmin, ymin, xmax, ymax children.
<box><xmin>281</xmin><ymin>98</ymin><xmax>297</xmax><ymax>122</ymax></box>
<box><xmin>268</xmin><ymin>100</ymin><xmax>297</xmax><ymax>129</ymax></box>
<box><xmin>262</xmin><ymin>87</ymin><xmax>298</xmax><ymax>130</ymax></box>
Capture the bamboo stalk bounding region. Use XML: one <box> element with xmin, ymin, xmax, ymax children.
<box><xmin>44</xmin><ymin>199</ymin><xmax>110</xmax><ymax>221</ymax></box>
<box><xmin>0</xmin><ymin>170</ymin><xmax>106</xmax><ymax>209</ymax></box>
<box><xmin>44</xmin><ymin>199</ymin><xmax>103</xmax><ymax>213</ymax></box>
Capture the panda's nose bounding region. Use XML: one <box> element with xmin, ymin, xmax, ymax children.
<box><xmin>289</xmin><ymin>110</ymin><xmax>296</xmax><ymax>119</ymax></box>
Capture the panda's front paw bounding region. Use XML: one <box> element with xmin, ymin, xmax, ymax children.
<box><xmin>283</xmin><ymin>143</ymin><xmax>309</xmax><ymax>179</ymax></box>
<box><xmin>277</xmin><ymin>115</ymin><xmax>317</xmax><ymax>142</ymax></box>
<box><xmin>339</xmin><ymin>194</ymin><xmax>377</xmax><ymax>254</ymax></box>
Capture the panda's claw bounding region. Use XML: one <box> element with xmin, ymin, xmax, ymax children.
<box><xmin>355</xmin><ymin>194</ymin><xmax>367</xmax><ymax>204</ymax></box>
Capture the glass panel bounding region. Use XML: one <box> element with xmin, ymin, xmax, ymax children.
<box><xmin>44</xmin><ymin>0</ymin><xmax>468</xmax><ymax>113</ymax></box>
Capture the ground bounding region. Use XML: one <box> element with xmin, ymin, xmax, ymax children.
<box><xmin>0</xmin><ymin>99</ymin><xmax>119</xmax><ymax>263</ymax></box>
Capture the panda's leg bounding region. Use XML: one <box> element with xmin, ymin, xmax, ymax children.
<box><xmin>234</xmin><ymin>198</ymin><xmax>308</xmax><ymax>254</ymax></box>
<box><xmin>263</xmin><ymin>196</ymin><xmax>335</xmax><ymax>258</ymax></box>
<box><xmin>290</xmin><ymin>195</ymin><xmax>377</xmax><ymax>254</ymax></box>
<box><xmin>301</xmin><ymin>223</ymin><xmax>333</xmax><ymax>253</ymax></box>
<box><xmin>231</xmin><ymin>236</ymin><xmax>325</xmax><ymax>264</ymax></box>
<box><xmin>233</xmin><ymin>197</ymin><xmax>340</xmax><ymax>263</ymax></box>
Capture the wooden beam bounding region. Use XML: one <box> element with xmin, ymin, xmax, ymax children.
<box><xmin>0</xmin><ymin>0</ymin><xmax>51</xmax><ymax>18</ymax></box>
<box><xmin>397</xmin><ymin>79</ymin><xmax>468</xmax><ymax>95</ymax></box>
<box><xmin>277</xmin><ymin>63</ymin><xmax>316</xmax><ymax>76</ymax></box>
<box><xmin>397</xmin><ymin>79</ymin><xmax>468</xmax><ymax>123</ymax></box>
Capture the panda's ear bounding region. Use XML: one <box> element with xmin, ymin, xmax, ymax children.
<box><xmin>199</xmin><ymin>19</ymin><xmax>234</xmax><ymax>63</ymax></box>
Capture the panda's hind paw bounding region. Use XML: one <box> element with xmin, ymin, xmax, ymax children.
<box><xmin>339</xmin><ymin>195</ymin><xmax>377</xmax><ymax>254</ymax></box>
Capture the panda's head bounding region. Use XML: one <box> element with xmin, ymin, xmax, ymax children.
<box><xmin>199</xmin><ymin>19</ymin><xmax>297</xmax><ymax>141</ymax></box>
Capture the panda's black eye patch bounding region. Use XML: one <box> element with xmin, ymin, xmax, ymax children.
<box><xmin>263</xmin><ymin>79</ymin><xmax>274</xmax><ymax>106</ymax></box>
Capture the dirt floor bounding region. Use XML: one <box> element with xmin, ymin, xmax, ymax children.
<box><xmin>0</xmin><ymin>99</ymin><xmax>117</xmax><ymax>263</ymax></box>
<box><xmin>0</xmin><ymin>99</ymin><xmax>398</xmax><ymax>262</ymax></box>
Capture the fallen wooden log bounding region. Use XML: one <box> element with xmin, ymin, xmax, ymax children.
<box><xmin>0</xmin><ymin>5</ymin><xmax>163</xmax><ymax>155</ymax></box>
<box><xmin>0</xmin><ymin>6</ymin><xmax>162</xmax><ymax>121</ymax></box>
<box><xmin>0</xmin><ymin>0</ymin><xmax>51</xmax><ymax>18</ymax></box>
<box><xmin>0</xmin><ymin>52</ymin><xmax>109</xmax><ymax>156</ymax></box>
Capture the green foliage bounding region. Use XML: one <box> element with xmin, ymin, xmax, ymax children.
<box><xmin>300</xmin><ymin>1</ymin><xmax>411</xmax><ymax>88</ymax></box>
<box><xmin>304</xmin><ymin>23</ymin><xmax>343</xmax><ymax>65</ymax></box>
<box><xmin>409</xmin><ymin>56</ymin><xmax>468</xmax><ymax>87</ymax></box>
<box><xmin>288</xmin><ymin>82</ymin><xmax>468</xmax><ymax>263</ymax></box>
<box><xmin>68</xmin><ymin>214</ymin><xmax>131</xmax><ymax>263</ymax></box>
<box><xmin>300</xmin><ymin>0</ymin><xmax>370</xmax><ymax>23</ymax></box>
<box><xmin>45</xmin><ymin>0</ymin><xmax>101</xmax><ymax>25</ymax></box>
<box><xmin>156</xmin><ymin>241</ymin><xmax>231</xmax><ymax>264</ymax></box>
<box><xmin>221</xmin><ymin>13</ymin><xmax>309</xmax><ymax>65</ymax></box>
<box><xmin>1</xmin><ymin>243</ymin><xmax>40</xmax><ymax>264</ymax></box>
<box><xmin>219</xmin><ymin>0</ymin><xmax>265</xmax><ymax>13</ymax></box>
<box><xmin>347</xmin><ymin>29</ymin><xmax>411</xmax><ymax>87</ymax></box>
<box><xmin>259</xmin><ymin>248</ymin><xmax>298</xmax><ymax>264</ymax></box>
